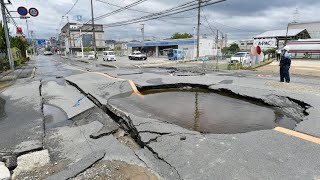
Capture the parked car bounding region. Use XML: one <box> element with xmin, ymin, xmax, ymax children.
<box><xmin>128</xmin><ymin>51</ymin><xmax>147</xmax><ymax>60</ymax></box>
<box><xmin>103</xmin><ymin>51</ymin><xmax>116</xmax><ymax>61</ymax></box>
<box><xmin>88</xmin><ymin>51</ymin><xmax>96</xmax><ymax>60</ymax></box>
<box><xmin>230</xmin><ymin>52</ymin><xmax>250</xmax><ymax>65</ymax></box>
<box><xmin>44</xmin><ymin>51</ymin><xmax>53</xmax><ymax>55</ymax></box>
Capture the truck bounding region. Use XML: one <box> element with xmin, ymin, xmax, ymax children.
<box><xmin>166</xmin><ymin>48</ymin><xmax>185</xmax><ymax>60</ymax></box>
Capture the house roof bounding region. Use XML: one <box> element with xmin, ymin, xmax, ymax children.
<box><xmin>254</xmin><ymin>29</ymin><xmax>306</xmax><ymax>38</ymax></box>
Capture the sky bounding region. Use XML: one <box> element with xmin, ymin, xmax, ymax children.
<box><xmin>5</xmin><ymin>0</ymin><xmax>320</xmax><ymax>42</ymax></box>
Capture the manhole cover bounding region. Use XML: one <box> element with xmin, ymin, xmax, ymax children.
<box><xmin>109</xmin><ymin>88</ymin><xmax>298</xmax><ymax>134</ymax></box>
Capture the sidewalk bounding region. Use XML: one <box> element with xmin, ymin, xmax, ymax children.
<box><xmin>0</xmin><ymin>61</ymin><xmax>35</xmax><ymax>82</ymax></box>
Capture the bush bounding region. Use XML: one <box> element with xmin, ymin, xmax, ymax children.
<box><xmin>227</xmin><ymin>62</ymin><xmax>242</xmax><ymax>70</ymax></box>
<box><xmin>14</xmin><ymin>57</ymin><xmax>26</xmax><ymax>66</ymax></box>
<box><xmin>1</xmin><ymin>57</ymin><xmax>10</xmax><ymax>71</ymax></box>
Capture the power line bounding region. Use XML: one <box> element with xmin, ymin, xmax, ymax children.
<box><xmin>96</xmin><ymin>0</ymin><xmax>196</xmax><ymax>19</ymax></box>
<box><xmin>201</xmin><ymin>10</ymin><xmax>218</xmax><ymax>35</ymax></box>
<box><xmin>64</xmin><ymin>0</ymin><xmax>79</xmax><ymax>16</ymax></box>
<box><xmin>93</xmin><ymin>0</ymin><xmax>148</xmax><ymax>21</ymax></box>
<box><xmin>73</xmin><ymin>0</ymin><xmax>225</xmax><ymax>39</ymax></box>
<box><xmin>97</xmin><ymin>0</ymin><xmax>196</xmax><ymax>26</ymax></box>
<box><xmin>101</xmin><ymin>0</ymin><xmax>226</xmax><ymax>28</ymax></box>
<box><xmin>71</xmin><ymin>0</ymin><xmax>149</xmax><ymax>39</ymax></box>
<box><xmin>57</xmin><ymin>0</ymin><xmax>79</xmax><ymax>31</ymax></box>
<box><xmin>71</xmin><ymin>0</ymin><xmax>151</xmax><ymax>40</ymax></box>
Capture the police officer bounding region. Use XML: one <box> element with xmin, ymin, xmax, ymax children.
<box><xmin>280</xmin><ymin>46</ymin><xmax>292</xmax><ymax>83</ymax></box>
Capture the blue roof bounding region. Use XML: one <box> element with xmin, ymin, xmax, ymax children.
<box><xmin>128</xmin><ymin>39</ymin><xmax>197</xmax><ymax>47</ymax></box>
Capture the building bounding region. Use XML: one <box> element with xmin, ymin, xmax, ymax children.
<box><xmin>60</xmin><ymin>23</ymin><xmax>105</xmax><ymax>55</ymax></box>
<box><xmin>287</xmin><ymin>39</ymin><xmax>320</xmax><ymax>59</ymax></box>
<box><xmin>127</xmin><ymin>38</ymin><xmax>216</xmax><ymax>59</ymax></box>
<box><xmin>288</xmin><ymin>21</ymin><xmax>320</xmax><ymax>39</ymax></box>
<box><xmin>253</xmin><ymin>29</ymin><xmax>311</xmax><ymax>49</ymax></box>
<box><xmin>105</xmin><ymin>40</ymin><xmax>116</xmax><ymax>50</ymax></box>
<box><xmin>49</xmin><ymin>37</ymin><xmax>57</xmax><ymax>48</ymax></box>
<box><xmin>238</xmin><ymin>40</ymin><xmax>253</xmax><ymax>51</ymax></box>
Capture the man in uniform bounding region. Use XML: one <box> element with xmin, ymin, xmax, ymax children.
<box><xmin>279</xmin><ymin>46</ymin><xmax>292</xmax><ymax>83</ymax></box>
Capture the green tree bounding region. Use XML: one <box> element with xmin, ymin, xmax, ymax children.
<box><xmin>10</xmin><ymin>36</ymin><xmax>28</xmax><ymax>58</ymax></box>
<box><xmin>171</xmin><ymin>32</ymin><xmax>193</xmax><ymax>39</ymax></box>
<box><xmin>222</xmin><ymin>47</ymin><xmax>229</xmax><ymax>54</ymax></box>
<box><xmin>0</xmin><ymin>22</ymin><xmax>6</xmax><ymax>49</ymax></box>
<box><xmin>228</xmin><ymin>43</ymin><xmax>240</xmax><ymax>53</ymax></box>
<box><xmin>83</xmin><ymin>47</ymin><xmax>93</xmax><ymax>52</ymax></box>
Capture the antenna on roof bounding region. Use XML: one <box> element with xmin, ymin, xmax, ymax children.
<box><xmin>293</xmin><ymin>7</ymin><xmax>299</xmax><ymax>23</ymax></box>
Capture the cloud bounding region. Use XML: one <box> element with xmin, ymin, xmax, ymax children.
<box><xmin>4</xmin><ymin>0</ymin><xmax>320</xmax><ymax>41</ymax></box>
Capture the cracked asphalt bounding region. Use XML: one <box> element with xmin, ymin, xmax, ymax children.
<box><xmin>0</xmin><ymin>55</ymin><xmax>319</xmax><ymax>180</ymax></box>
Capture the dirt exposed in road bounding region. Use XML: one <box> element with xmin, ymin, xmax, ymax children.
<box><xmin>73</xmin><ymin>160</ymin><xmax>158</xmax><ymax>180</ymax></box>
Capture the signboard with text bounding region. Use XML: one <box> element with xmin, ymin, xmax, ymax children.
<box><xmin>253</xmin><ymin>38</ymin><xmax>277</xmax><ymax>50</ymax></box>
<box><xmin>37</xmin><ymin>39</ymin><xmax>46</xmax><ymax>45</ymax></box>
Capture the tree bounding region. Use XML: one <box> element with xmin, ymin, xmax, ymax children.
<box><xmin>228</xmin><ymin>43</ymin><xmax>240</xmax><ymax>53</ymax></box>
<box><xmin>10</xmin><ymin>36</ymin><xmax>28</xmax><ymax>58</ymax></box>
<box><xmin>171</xmin><ymin>32</ymin><xmax>193</xmax><ymax>39</ymax></box>
<box><xmin>83</xmin><ymin>47</ymin><xmax>93</xmax><ymax>52</ymax></box>
<box><xmin>0</xmin><ymin>22</ymin><xmax>6</xmax><ymax>49</ymax></box>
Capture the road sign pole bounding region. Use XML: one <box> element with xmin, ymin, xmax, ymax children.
<box><xmin>1</xmin><ymin>0</ymin><xmax>14</xmax><ymax>70</ymax></box>
<box><xmin>31</xmin><ymin>31</ymin><xmax>35</xmax><ymax>56</ymax></box>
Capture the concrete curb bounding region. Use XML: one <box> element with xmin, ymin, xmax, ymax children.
<box><xmin>99</xmin><ymin>64</ymin><xmax>118</xmax><ymax>68</ymax></box>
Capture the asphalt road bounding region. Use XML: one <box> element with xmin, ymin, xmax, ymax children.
<box><xmin>1</xmin><ymin>55</ymin><xmax>320</xmax><ymax>180</ymax></box>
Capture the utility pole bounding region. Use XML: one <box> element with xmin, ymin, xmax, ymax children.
<box><xmin>90</xmin><ymin>0</ymin><xmax>97</xmax><ymax>59</ymax></box>
<box><xmin>215</xmin><ymin>29</ymin><xmax>219</xmax><ymax>69</ymax></box>
<box><xmin>141</xmin><ymin>24</ymin><xmax>145</xmax><ymax>41</ymax></box>
<box><xmin>193</xmin><ymin>27</ymin><xmax>196</xmax><ymax>60</ymax></box>
<box><xmin>66</xmin><ymin>15</ymin><xmax>72</xmax><ymax>57</ymax></box>
<box><xmin>221</xmin><ymin>32</ymin><xmax>224</xmax><ymax>49</ymax></box>
<box><xmin>224</xmin><ymin>34</ymin><xmax>228</xmax><ymax>47</ymax></box>
<box><xmin>1</xmin><ymin>0</ymin><xmax>14</xmax><ymax>70</ymax></box>
<box><xmin>196</xmin><ymin>0</ymin><xmax>201</xmax><ymax>59</ymax></box>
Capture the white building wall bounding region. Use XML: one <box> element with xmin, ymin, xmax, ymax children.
<box><xmin>178</xmin><ymin>39</ymin><xmax>216</xmax><ymax>59</ymax></box>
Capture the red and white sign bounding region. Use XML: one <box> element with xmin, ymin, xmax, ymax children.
<box><xmin>256</xmin><ymin>46</ymin><xmax>261</xmax><ymax>55</ymax></box>
<box><xmin>16</xmin><ymin>27</ymin><xmax>23</xmax><ymax>33</ymax></box>
<box><xmin>29</xmin><ymin>7</ymin><xmax>39</xmax><ymax>17</ymax></box>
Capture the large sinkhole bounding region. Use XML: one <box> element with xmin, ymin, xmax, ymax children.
<box><xmin>109</xmin><ymin>86</ymin><xmax>304</xmax><ymax>134</ymax></box>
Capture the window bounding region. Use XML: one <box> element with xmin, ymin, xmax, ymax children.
<box><xmin>241</xmin><ymin>43</ymin><xmax>245</xmax><ymax>45</ymax></box>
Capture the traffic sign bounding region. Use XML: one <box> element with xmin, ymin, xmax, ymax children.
<box><xmin>20</xmin><ymin>16</ymin><xmax>30</xmax><ymax>19</ymax></box>
<box><xmin>37</xmin><ymin>39</ymin><xmax>46</xmax><ymax>45</ymax></box>
<box><xmin>17</xmin><ymin>6</ymin><xmax>28</xmax><ymax>16</ymax></box>
<box><xmin>29</xmin><ymin>8</ymin><xmax>39</xmax><ymax>17</ymax></box>
<box><xmin>76</xmin><ymin>15</ymin><xmax>82</xmax><ymax>22</ymax></box>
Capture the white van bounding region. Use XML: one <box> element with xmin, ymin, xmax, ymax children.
<box><xmin>103</xmin><ymin>51</ymin><xmax>116</xmax><ymax>61</ymax></box>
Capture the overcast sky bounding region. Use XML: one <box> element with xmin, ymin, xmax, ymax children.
<box><xmin>6</xmin><ymin>0</ymin><xmax>320</xmax><ymax>42</ymax></box>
